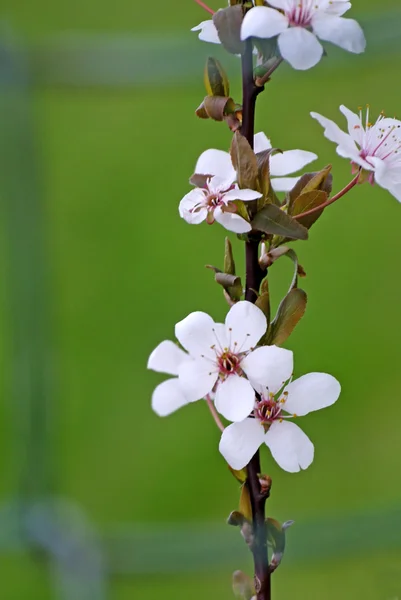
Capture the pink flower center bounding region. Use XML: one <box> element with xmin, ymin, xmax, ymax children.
<box><xmin>217</xmin><ymin>351</ymin><xmax>242</xmax><ymax>377</ymax></box>
<box><xmin>286</xmin><ymin>0</ymin><xmax>318</xmax><ymax>27</ymax></box>
<box><xmin>255</xmin><ymin>396</ymin><xmax>284</xmax><ymax>424</ymax></box>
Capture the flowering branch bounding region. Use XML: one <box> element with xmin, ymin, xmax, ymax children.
<box><xmin>241</xmin><ymin>37</ymin><xmax>271</xmax><ymax>600</ymax></box>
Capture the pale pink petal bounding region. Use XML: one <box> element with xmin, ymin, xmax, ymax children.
<box><xmin>284</xmin><ymin>373</ymin><xmax>341</xmax><ymax>416</ymax></box>
<box><xmin>219</xmin><ymin>419</ymin><xmax>265</xmax><ymax>469</ymax></box>
<box><xmin>214</xmin><ymin>206</ymin><xmax>251</xmax><ymax>233</ymax></box>
<box><xmin>310</xmin><ymin>111</ymin><xmax>359</xmax><ymax>160</ymax></box>
<box><xmin>265</xmin><ymin>420</ymin><xmax>314</xmax><ymax>472</ymax></box>
<box><xmin>151</xmin><ymin>378</ymin><xmax>190</xmax><ymax>417</ymax></box>
<box><xmin>339</xmin><ymin>105</ymin><xmax>364</xmax><ymax>145</ymax></box>
<box><xmin>175</xmin><ymin>311</ymin><xmax>218</xmax><ymax>359</ymax></box>
<box><xmin>241</xmin><ymin>345</ymin><xmax>293</xmax><ymax>394</ymax></box>
<box><xmin>321</xmin><ymin>0</ymin><xmax>352</xmax><ymax>17</ymax></box>
<box><xmin>312</xmin><ymin>15</ymin><xmax>366</xmax><ymax>54</ymax></box>
<box><xmin>178</xmin><ymin>358</ymin><xmax>218</xmax><ymax>401</ymax></box>
<box><xmin>254</xmin><ymin>132</ymin><xmax>272</xmax><ymax>154</ymax></box>
<box><xmin>241</xmin><ymin>6</ymin><xmax>288</xmax><ymax>40</ymax></box>
<box><xmin>179</xmin><ymin>189</ymin><xmax>208</xmax><ymax>224</ymax></box>
<box><xmin>147</xmin><ymin>340</ymin><xmax>188</xmax><ymax>376</ymax></box>
<box><xmin>369</xmin><ymin>157</ymin><xmax>401</xmax><ymax>201</ymax></box>
<box><xmin>214</xmin><ymin>375</ymin><xmax>256</xmax><ymax>422</ymax></box>
<box><xmin>195</xmin><ymin>149</ymin><xmax>236</xmax><ymax>182</ymax></box>
<box><xmin>270</xmin><ymin>150</ymin><xmax>317</xmax><ymax>176</ymax></box>
<box><xmin>225</xmin><ymin>301</ymin><xmax>267</xmax><ymax>353</ymax></box>
<box><xmin>271</xmin><ymin>176</ymin><xmax>301</xmax><ymax>192</ymax></box>
<box><xmin>209</xmin><ymin>174</ymin><xmax>237</xmax><ymax>195</ymax></box>
<box><xmin>224</xmin><ymin>188</ymin><xmax>262</xmax><ymax>202</ymax></box>
<box><xmin>278</xmin><ymin>28</ymin><xmax>323</xmax><ymax>70</ymax></box>
<box><xmin>191</xmin><ymin>20</ymin><xmax>221</xmax><ymax>44</ymax></box>
<box><xmin>263</xmin><ymin>0</ymin><xmax>286</xmax><ymax>8</ymax></box>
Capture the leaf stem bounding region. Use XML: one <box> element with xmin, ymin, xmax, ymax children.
<box><xmin>194</xmin><ymin>0</ymin><xmax>215</xmax><ymax>16</ymax></box>
<box><xmin>206</xmin><ymin>395</ymin><xmax>225</xmax><ymax>432</ymax></box>
<box><xmin>255</xmin><ymin>58</ymin><xmax>283</xmax><ymax>88</ymax></box>
<box><xmin>293</xmin><ymin>173</ymin><xmax>360</xmax><ymax>221</ymax></box>
<box><xmin>241</xmin><ymin>37</ymin><xmax>271</xmax><ymax>600</ymax></box>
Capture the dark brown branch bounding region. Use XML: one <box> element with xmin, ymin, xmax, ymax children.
<box><xmin>241</xmin><ymin>38</ymin><xmax>271</xmax><ymax>600</ymax></box>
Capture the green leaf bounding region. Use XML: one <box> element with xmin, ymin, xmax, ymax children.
<box><xmin>255</xmin><ymin>277</ymin><xmax>270</xmax><ymax>324</ymax></box>
<box><xmin>230</xmin><ymin>131</ymin><xmax>259</xmax><ymax>191</ymax></box>
<box><xmin>224</xmin><ymin>237</ymin><xmax>236</xmax><ymax>275</ymax></box>
<box><xmin>266</xmin><ymin>288</ymin><xmax>307</xmax><ymax>346</ymax></box>
<box><xmin>239</xmin><ymin>485</ymin><xmax>252</xmax><ymax>522</ymax></box>
<box><xmin>213</xmin><ymin>6</ymin><xmax>245</xmax><ymax>55</ymax></box>
<box><xmin>291</xmin><ymin>189</ymin><xmax>328</xmax><ymax>230</ymax></box>
<box><xmin>203</xmin><ymin>95</ymin><xmax>236</xmax><ymax>121</ymax></box>
<box><xmin>228</xmin><ymin>466</ymin><xmax>247</xmax><ymax>484</ymax></box>
<box><xmin>204</xmin><ymin>56</ymin><xmax>230</xmax><ymax>97</ymax></box>
<box><xmin>251</xmin><ymin>204</ymin><xmax>308</xmax><ymax>240</ymax></box>
<box><xmin>256</xmin><ymin>148</ymin><xmax>282</xmax><ymax>208</ymax></box>
<box><xmin>288</xmin><ymin>165</ymin><xmax>332</xmax><ymax>212</ymax></box>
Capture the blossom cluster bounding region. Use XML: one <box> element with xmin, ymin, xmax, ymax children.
<box><xmin>193</xmin><ymin>0</ymin><xmax>366</xmax><ymax>71</ymax></box>
<box><xmin>148</xmin><ymin>301</ymin><xmax>340</xmax><ymax>473</ymax></box>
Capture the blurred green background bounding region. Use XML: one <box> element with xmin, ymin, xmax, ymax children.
<box><xmin>0</xmin><ymin>0</ymin><xmax>401</xmax><ymax>598</ymax></box>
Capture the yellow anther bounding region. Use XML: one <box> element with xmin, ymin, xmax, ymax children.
<box><xmin>279</xmin><ymin>418</ymin><xmax>283</xmax><ymax>423</ymax></box>
<box><xmin>293</xmin><ymin>413</ymin><xmax>298</xmax><ymax>418</ymax></box>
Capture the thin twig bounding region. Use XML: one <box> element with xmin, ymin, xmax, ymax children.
<box><xmin>206</xmin><ymin>395</ymin><xmax>225</xmax><ymax>432</ymax></box>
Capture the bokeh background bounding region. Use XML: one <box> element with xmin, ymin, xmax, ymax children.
<box><xmin>0</xmin><ymin>1</ymin><xmax>401</xmax><ymax>598</ymax></box>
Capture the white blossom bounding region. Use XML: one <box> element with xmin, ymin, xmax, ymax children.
<box><xmin>176</xmin><ymin>301</ymin><xmax>291</xmax><ymax>422</ymax></box>
<box><xmin>219</xmin><ymin>359</ymin><xmax>341</xmax><ymax>472</ymax></box>
<box><xmin>311</xmin><ymin>105</ymin><xmax>401</xmax><ymax>202</ymax></box>
<box><xmin>241</xmin><ymin>1</ymin><xmax>365</xmax><ymax>71</ymax></box>
<box><xmin>192</xmin><ymin>132</ymin><xmax>317</xmax><ymax>197</ymax></box>
<box><xmin>179</xmin><ymin>174</ymin><xmax>261</xmax><ymax>234</ymax></box>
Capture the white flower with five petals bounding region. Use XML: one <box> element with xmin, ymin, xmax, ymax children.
<box><xmin>176</xmin><ymin>301</ymin><xmax>292</xmax><ymax>422</ymax></box>
<box><xmin>191</xmin><ymin>132</ymin><xmax>317</xmax><ymax>198</ymax></box>
<box><xmin>241</xmin><ymin>1</ymin><xmax>365</xmax><ymax>71</ymax></box>
<box><xmin>311</xmin><ymin>105</ymin><xmax>401</xmax><ymax>202</ymax></box>
<box><xmin>219</xmin><ymin>356</ymin><xmax>341</xmax><ymax>472</ymax></box>
<box><xmin>179</xmin><ymin>174</ymin><xmax>261</xmax><ymax>234</ymax></box>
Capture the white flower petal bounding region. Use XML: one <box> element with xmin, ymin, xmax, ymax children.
<box><xmin>310</xmin><ymin>111</ymin><xmax>359</xmax><ymax>160</ymax></box>
<box><xmin>209</xmin><ymin>175</ymin><xmax>237</xmax><ymax>195</ymax></box>
<box><xmin>284</xmin><ymin>372</ymin><xmax>341</xmax><ymax>417</ymax></box>
<box><xmin>195</xmin><ymin>149</ymin><xmax>236</xmax><ymax>181</ymax></box>
<box><xmin>175</xmin><ymin>311</ymin><xmax>218</xmax><ymax>358</ymax></box>
<box><xmin>224</xmin><ymin>188</ymin><xmax>262</xmax><ymax>202</ymax></box>
<box><xmin>312</xmin><ymin>15</ymin><xmax>366</xmax><ymax>54</ymax></box>
<box><xmin>191</xmin><ymin>20</ymin><xmax>221</xmax><ymax>44</ymax></box>
<box><xmin>147</xmin><ymin>340</ymin><xmax>188</xmax><ymax>376</ymax></box>
<box><xmin>339</xmin><ymin>105</ymin><xmax>363</xmax><ymax>145</ymax></box>
<box><xmin>254</xmin><ymin>132</ymin><xmax>272</xmax><ymax>154</ymax></box>
<box><xmin>151</xmin><ymin>378</ymin><xmax>190</xmax><ymax>417</ymax></box>
<box><xmin>322</xmin><ymin>0</ymin><xmax>352</xmax><ymax>17</ymax></box>
<box><xmin>265</xmin><ymin>420</ymin><xmax>314</xmax><ymax>472</ymax></box>
<box><xmin>178</xmin><ymin>358</ymin><xmax>218</xmax><ymax>401</ymax></box>
<box><xmin>369</xmin><ymin>157</ymin><xmax>401</xmax><ymax>187</ymax></box>
<box><xmin>225</xmin><ymin>301</ymin><xmax>267</xmax><ymax>353</ymax></box>
<box><xmin>219</xmin><ymin>419</ymin><xmax>265</xmax><ymax>469</ymax></box>
<box><xmin>241</xmin><ymin>345</ymin><xmax>293</xmax><ymax>394</ymax></box>
<box><xmin>214</xmin><ymin>375</ymin><xmax>256</xmax><ymax>422</ymax></box>
<box><xmin>264</xmin><ymin>0</ymin><xmax>286</xmax><ymax>8</ymax></box>
<box><xmin>387</xmin><ymin>183</ymin><xmax>401</xmax><ymax>203</ymax></box>
<box><xmin>241</xmin><ymin>6</ymin><xmax>288</xmax><ymax>40</ymax></box>
<box><xmin>271</xmin><ymin>176</ymin><xmax>301</xmax><ymax>192</ymax></box>
<box><xmin>179</xmin><ymin>189</ymin><xmax>208</xmax><ymax>224</ymax></box>
<box><xmin>214</xmin><ymin>206</ymin><xmax>251</xmax><ymax>233</ymax></box>
<box><xmin>278</xmin><ymin>27</ymin><xmax>323</xmax><ymax>70</ymax></box>
<box><xmin>270</xmin><ymin>150</ymin><xmax>317</xmax><ymax>177</ymax></box>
